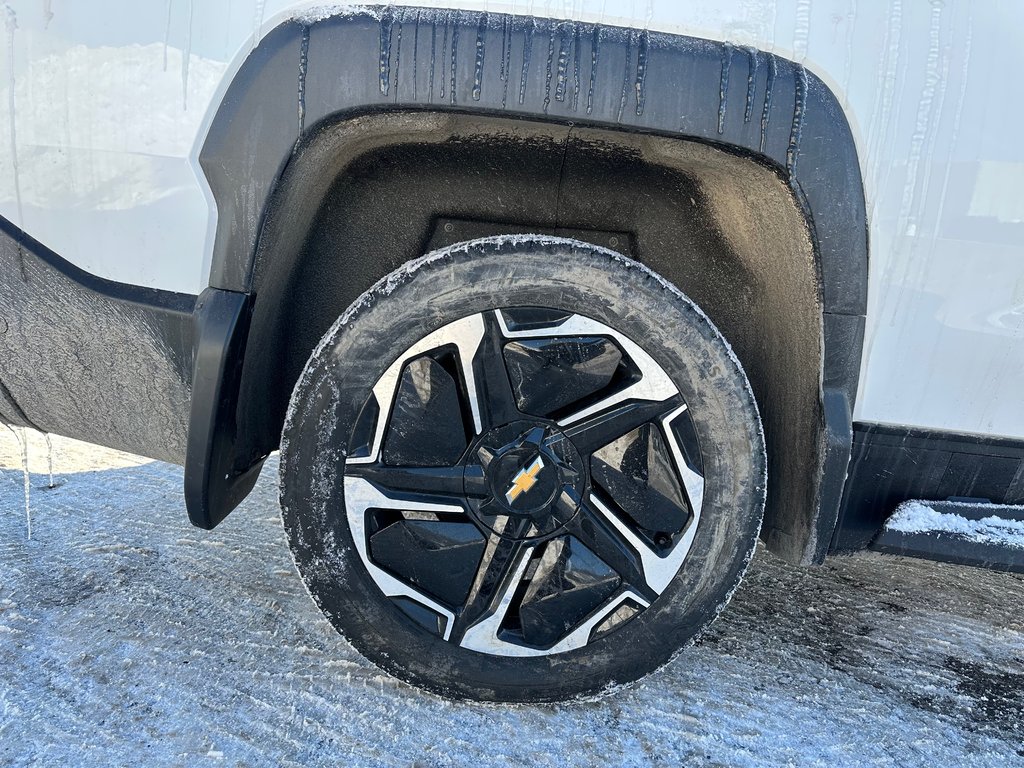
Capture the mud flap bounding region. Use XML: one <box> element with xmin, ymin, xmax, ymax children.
<box><xmin>184</xmin><ymin>288</ymin><xmax>264</xmax><ymax>528</ymax></box>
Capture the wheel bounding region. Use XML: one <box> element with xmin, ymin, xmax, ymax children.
<box><xmin>280</xmin><ymin>236</ymin><xmax>766</xmax><ymax>702</ymax></box>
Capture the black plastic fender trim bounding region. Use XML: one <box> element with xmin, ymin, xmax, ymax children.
<box><xmin>185</xmin><ymin>288</ymin><xmax>264</xmax><ymax>528</ymax></box>
<box><xmin>0</xmin><ymin>213</ymin><xmax>194</xmax><ymax>463</ymax></box>
<box><xmin>198</xmin><ymin>8</ymin><xmax>869</xmax><ymax>556</ymax></box>
<box><xmin>871</xmin><ymin>501</ymin><xmax>1024</xmax><ymax>574</ymax></box>
<box><xmin>815</xmin><ymin>388</ymin><xmax>854</xmax><ymax>560</ymax></box>
<box><xmin>832</xmin><ymin>424</ymin><xmax>1024</xmax><ymax>553</ymax></box>
<box><xmin>201</xmin><ymin>9</ymin><xmax>867</xmax><ymax>319</ymax></box>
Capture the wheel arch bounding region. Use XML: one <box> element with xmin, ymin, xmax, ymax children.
<box><xmin>188</xmin><ymin>8</ymin><xmax>867</xmax><ymax>566</ymax></box>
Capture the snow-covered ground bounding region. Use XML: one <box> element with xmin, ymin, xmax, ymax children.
<box><xmin>1</xmin><ymin>431</ymin><xmax>1022</xmax><ymax>767</ymax></box>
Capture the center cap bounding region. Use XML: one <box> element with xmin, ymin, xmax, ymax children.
<box><xmin>492</xmin><ymin>449</ymin><xmax>558</xmax><ymax>514</ymax></box>
<box><xmin>464</xmin><ymin>420</ymin><xmax>587</xmax><ymax>541</ymax></box>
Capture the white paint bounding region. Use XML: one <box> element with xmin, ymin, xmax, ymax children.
<box><xmin>659</xmin><ymin>404</ymin><xmax>703</xmax><ymax>538</ymax></box>
<box><xmin>1</xmin><ymin>1</ymin><xmax>1022</xmax><ymax>438</ymax></box>
<box><xmin>0</xmin><ymin>28</ymin><xmax>224</xmax><ymax>294</ymax></box>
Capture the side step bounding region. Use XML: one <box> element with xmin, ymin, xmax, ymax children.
<box><xmin>872</xmin><ymin>500</ymin><xmax>1024</xmax><ymax>574</ymax></box>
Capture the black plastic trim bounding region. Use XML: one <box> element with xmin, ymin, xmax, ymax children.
<box><xmin>202</xmin><ymin>11</ymin><xmax>867</xmax><ymax>319</ymax></box>
<box><xmin>814</xmin><ymin>389</ymin><xmax>854</xmax><ymax>559</ymax></box>
<box><xmin>832</xmin><ymin>424</ymin><xmax>1024</xmax><ymax>553</ymax></box>
<box><xmin>871</xmin><ymin>501</ymin><xmax>1024</xmax><ymax>574</ymax></box>
<box><xmin>184</xmin><ymin>288</ymin><xmax>264</xmax><ymax>528</ymax></box>
<box><xmin>0</xmin><ymin>377</ymin><xmax>40</xmax><ymax>430</ymax></box>
<box><xmin>0</xmin><ymin>214</ymin><xmax>195</xmax><ymax>462</ymax></box>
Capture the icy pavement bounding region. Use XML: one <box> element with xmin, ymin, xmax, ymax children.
<box><xmin>1</xmin><ymin>433</ymin><xmax>1022</xmax><ymax>767</ymax></box>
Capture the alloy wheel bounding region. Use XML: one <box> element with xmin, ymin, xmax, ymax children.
<box><xmin>344</xmin><ymin>307</ymin><xmax>706</xmax><ymax>657</ymax></box>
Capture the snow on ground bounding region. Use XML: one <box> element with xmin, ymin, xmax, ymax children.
<box><xmin>887</xmin><ymin>500</ymin><xmax>1024</xmax><ymax>549</ymax></box>
<box><xmin>1</xmin><ymin>432</ymin><xmax>1023</xmax><ymax>767</ymax></box>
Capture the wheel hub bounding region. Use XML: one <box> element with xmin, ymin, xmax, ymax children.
<box><xmin>465</xmin><ymin>420</ymin><xmax>587</xmax><ymax>541</ymax></box>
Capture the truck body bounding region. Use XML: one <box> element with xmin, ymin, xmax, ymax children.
<box><xmin>2</xmin><ymin>3</ymin><xmax>1022</xmax><ymax>665</ymax></box>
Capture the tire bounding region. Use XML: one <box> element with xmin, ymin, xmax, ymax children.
<box><xmin>279</xmin><ymin>235</ymin><xmax>766</xmax><ymax>702</ymax></box>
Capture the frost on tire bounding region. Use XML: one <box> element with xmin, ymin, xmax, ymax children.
<box><xmin>280</xmin><ymin>236</ymin><xmax>766</xmax><ymax>702</ymax></box>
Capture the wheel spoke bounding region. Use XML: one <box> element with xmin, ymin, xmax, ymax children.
<box><xmin>561</xmin><ymin>494</ymin><xmax>659</xmax><ymax>603</ymax></box>
<box><xmin>563</xmin><ymin>394</ymin><xmax>684</xmax><ymax>457</ymax></box>
<box><xmin>516</xmin><ymin>534</ymin><xmax>622</xmax><ymax>648</ymax></box>
<box><xmin>451</xmin><ymin>517</ymin><xmax>533</xmax><ymax>646</ymax></box>
<box><xmin>472</xmin><ymin>312</ymin><xmax>522</xmax><ymax>432</ymax></box>
<box><xmin>346</xmin><ymin>463</ymin><xmax>486</xmax><ymax>499</ymax></box>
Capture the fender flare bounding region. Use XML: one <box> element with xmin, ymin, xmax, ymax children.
<box><xmin>189</xmin><ymin>8</ymin><xmax>867</xmax><ymax>564</ymax></box>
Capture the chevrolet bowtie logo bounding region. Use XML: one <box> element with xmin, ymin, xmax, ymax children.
<box><xmin>505</xmin><ymin>457</ymin><xmax>545</xmax><ymax>504</ymax></box>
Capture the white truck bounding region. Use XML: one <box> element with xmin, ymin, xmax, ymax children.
<box><xmin>2</xmin><ymin>1</ymin><xmax>1021</xmax><ymax>701</ymax></box>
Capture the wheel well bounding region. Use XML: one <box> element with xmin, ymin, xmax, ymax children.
<box><xmin>236</xmin><ymin>110</ymin><xmax>824</xmax><ymax>562</ymax></box>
